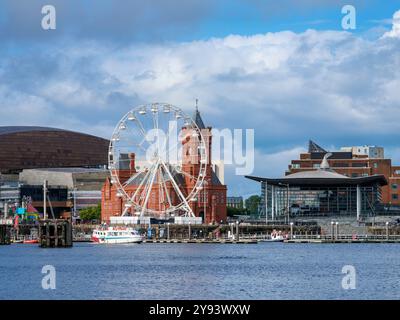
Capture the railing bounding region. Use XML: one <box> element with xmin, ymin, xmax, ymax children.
<box><xmin>11</xmin><ymin>234</ymin><xmax>38</xmax><ymax>242</ymax></box>
<box><xmin>287</xmin><ymin>234</ymin><xmax>400</xmax><ymax>241</ymax></box>
<box><xmin>224</xmin><ymin>233</ymin><xmax>400</xmax><ymax>241</ymax></box>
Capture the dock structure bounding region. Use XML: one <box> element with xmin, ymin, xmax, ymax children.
<box><xmin>143</xmin><ymin>239</ymin><xmax>258</xmax><ymax>244</ymax></box>
<box><xmin>284</xmin><ymin>234</ymin><xmax>400</xmax><ymax>244</ymax></box>
<box><xmin>0</xmin><ymin>224</ymin><xmax>11</xmax><ymax>245</ymax></box>
<box><xmin>39</xmin><ymin>219</ymin><xmax>73</xmax><ymax>248</ymax></box>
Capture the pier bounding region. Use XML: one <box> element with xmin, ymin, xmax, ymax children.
<box><xmin>39</xmin><ymin>219</ymin><xmax>73</xmax><ymax>248</ymax></box>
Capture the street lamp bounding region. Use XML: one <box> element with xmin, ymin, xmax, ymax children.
<box><xmin>229</xmin><ymin>222</ymin><xmax>234</xmax><ymax>240</ymax></box>
<box><xmin>335</xmin><ymin>222</ymin><xmax>339</xmax><ymax>240</ymax></box>
<box><xmin>167</xmin><ymin>222</ymin><xmax>170</xmax><ymax>241</ymax></box>
<box><xmin>290</xmin><ymin>222</ymin><xmax>294</xmax><ymax>240</ymax></box>
<box><xmin>331</xmin><ymin>221</ymin><xmax>335</xmax><ymax>240</ymax></box>
<box><xmin>385</xmin><ymin>221</ymin><xmax>389</xmax><ymax>240</ymax></box>
<box><xmin>236</xmin><ymin>220</ymin><xmax>239</xmax><ymax>241</ymax></box>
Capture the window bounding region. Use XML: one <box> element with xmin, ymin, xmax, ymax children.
<box><xmin>392</xmin><ymin>184</ymin><xmax>398</xmax><ymax>190</ymax></box>
<box><xmin>351</xmin><ymin>173</ymin><xmax>359</xmax><ymax>178</ymax></box>
<box><xmin>313</xmin><ymin>163</ymin><xmax>320</xmax><ymax>169</ymax></box>
<box><xmin>333</xmin><ymin>163</ymin><xmax>349</xmax><ymax>168</ymax></box>
<box><xmin>392</xmin><ymin>194</ymin><xmax>399</xmax><ymax>200</ymax></box>
<box><xmin>395</xmin><ymin>170</ymin><xmax>400</xmax><ymax>175</ymax></box>
<box><xmin>373</xmin><ymin>163</ymin><xmax>378</xmax><ymax>169</ymax></box>
<box><xmin>292</xmin><ymin>163</ymin><xmax>300</xmax><ymax>169</ymax></box>
<box><xmin>352</xmin><ymin>162</ymin><xmax>367</xmax><ymax>168</ymax></box>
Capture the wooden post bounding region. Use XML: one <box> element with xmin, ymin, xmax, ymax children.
<box><xmin>46</xmin><ymin>223</ymin><xmax>50</xmax><ymax>247</ymax></box>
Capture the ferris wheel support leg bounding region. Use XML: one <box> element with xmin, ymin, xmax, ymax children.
<box><xmin>121</xmin><ymin>206</ymin><xmax>130</xmax><ymax>216</ymax></box>
<box><xmin>140</xmin><ymin>159</ymin><xmax>160</xmax><ymax>218</ymax></box>
<box><xmin>160</xmin><ymin>160</ymin><xmax>195</xmax><ymax>218</ymax></box>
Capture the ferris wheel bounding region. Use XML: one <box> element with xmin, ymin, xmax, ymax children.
<box><xmin>108</xmin><ymin>103</ymin><xmax>207</xmax><ymax>218</ymax></box>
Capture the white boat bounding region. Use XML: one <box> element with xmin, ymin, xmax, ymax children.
<box><xmin>91</xmin><ymin>226</ymin><xmax>143</xmax><ymax>244</ymax></box>
<box><xmin>263</xmin><ymin>231</ymin><xmax>286</xmax><ymax>242</ymax></box>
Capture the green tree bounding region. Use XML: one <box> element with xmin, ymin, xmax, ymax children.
<box><xmin>245</xmin><ymin>195</ymin><xmax>261</xmax><ymax>215</ymax></box>
<box><xmin>227</xmin><ymin>206</ymin><xmax>248</xmax><ymax>217</ymax></box>
<box><xmin>79</xmin><ymin>203</ymin><xmax>101</xmax><ymax>221</ymax></box>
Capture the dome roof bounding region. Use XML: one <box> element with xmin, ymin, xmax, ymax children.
<box><xmin>285</xmin><ymin>169</ymin><xmax>349</xmax><ymax>179</ymax></box>
<box><xmin>0</xmin><ymin>126</ymin><xmax>109</xmax><ymax>173</ymax></box>
<box><xmin>0</xmin><ymin>126</ymin><xmax>65</xmax><ymax>136</ymax></box>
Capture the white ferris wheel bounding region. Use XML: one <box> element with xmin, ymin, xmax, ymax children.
<box><xmin>108</xmin><ymin>103</ymin><xmax>207</xmax><ymax>219</ymax></box>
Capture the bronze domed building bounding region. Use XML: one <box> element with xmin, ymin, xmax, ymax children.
<box><xmin>0</xmin><ymin>126</ymin><xmax>109</xmax><ymax>174</ymax></box>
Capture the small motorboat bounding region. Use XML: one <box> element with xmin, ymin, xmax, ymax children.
<box><xmin>23</xmin><ymin>239</ymin><xmax>39</xmax><ymax>244</ymax></box>
<box><xmin>91</xmin><ymin>226</ymin><xmax>143</xmax><ymax>244</ymax></box>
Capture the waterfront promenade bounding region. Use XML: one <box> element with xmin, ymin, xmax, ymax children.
<box><xmin>4</xmin><ymin>214</ymin><xmax>400</xmax><ymax>245</ymax></box>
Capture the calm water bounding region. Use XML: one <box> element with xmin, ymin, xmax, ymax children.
<box><xmin>0</xmin><ymin>242</ymin><xmax>399</xmax><ymax>300</ymax></box>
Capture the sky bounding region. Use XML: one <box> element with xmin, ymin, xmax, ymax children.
<box><xmin>0</xmin><ymin>0</ymin><xmax>400</xmax><ymax>197</ymax></box>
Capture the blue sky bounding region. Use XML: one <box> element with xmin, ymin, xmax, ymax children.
<box><xmin>1</xmin><ymin>1</ymin><xmax>400</xmax><ymax>197</ymax></box>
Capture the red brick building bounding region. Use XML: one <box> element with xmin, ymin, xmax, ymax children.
<box><xmin>287</xmin><ymin>141</ymin><xmax>400</xmax><ymax>206</ymax></box>
<box><xmin>101</xmin><ymin>108</ymin><xmax>227</xmax><ymax>223</ymax></box>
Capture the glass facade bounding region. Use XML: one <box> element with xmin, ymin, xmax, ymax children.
<box><xmin>260</xmin><ymin>183</ymin><xmax>382</xmax><ymax>218</ymax></box>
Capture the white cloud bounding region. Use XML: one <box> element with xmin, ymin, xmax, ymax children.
<box><xmin>382</xmin><ymin>10</ymin><xmax>400</xmax><ymax>38</ymax></box>
<box><xmin>1</xmin><ymin>10</ymin><xmax>400</xmax><ymax>195</ymax></box>
<box><xmin>225</xmin><ymin>146</ymin><xmax>306</xmax><ymax>197</ymax></box>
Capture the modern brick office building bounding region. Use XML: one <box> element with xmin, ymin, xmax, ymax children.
<box><xmin>287</xmin><ymin>141</ymin><xmax>400</xmax><ymax>206</ymax></box>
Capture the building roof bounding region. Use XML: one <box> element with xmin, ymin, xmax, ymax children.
<box><xmin>124</xmin><ymin>165</ymin><xmax>186</xmax><ymax>187</ymax></box>
<box><xmin>0</xmin><ymin>126</ymin><xmax>107</xmax><ymax>140</ymax></box>
<box><xmin>23</xmin><ymin>168</ymin><xmax>107</xmax><ymax>174</ymax></box>
<box><xmin>0</xmin><ymin>126</ymin><xmax>66</xmax><ymax>136</ymax></box>
<box><xmin>285</xmin><ymin>169</ymin><xmax>349</xmax><ymax>179</ymax></box>
<box><xmin>192</xmin><ymin>107</ymin><xmax>206</xmax><ymax>129</ymax></box>
<box><xmin>245</xmin><ymin>173</ymin><xmax>387</xmax><ymax>187</ymax></box>
<box><xmin>308</xmin><ymin>140</ymin><xmax>327</xmax><ymax>153</ymax></box>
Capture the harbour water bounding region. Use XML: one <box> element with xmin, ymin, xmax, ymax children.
<box><xmin>1</xmin><ymin>243</ymin><xmax>399</xmax><ymax>300</ymax></box>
